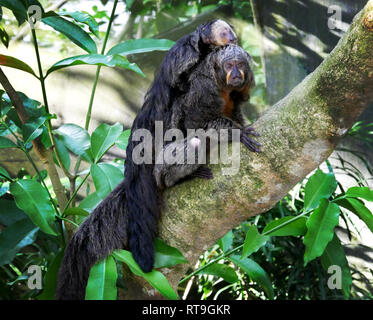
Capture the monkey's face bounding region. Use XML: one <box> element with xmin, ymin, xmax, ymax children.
<box><xmin>223</xmin><ymin>59</ymin><xmax>249</xmax><ymax>88</ymax></box>
<box><xmin>201</xmin><ymin>20</ymin><xmax>237</xmax><ymax>46</ymax></box>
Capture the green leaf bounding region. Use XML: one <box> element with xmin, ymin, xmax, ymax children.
<box><xmin>229</xmin><ymin>255</ymin><xmax>274</xmax><ymax>299</ymax></box>
<box><xmin>303</xmin><ymin>199</ymin><xmax>340</xmax><ymax>266</ymax></box>
<box><xmin>321</xmin><ymin>234</ymin><xmax>352</xmax><ymax>299</ymax></box>
<box><xmin>346</xmin><ymin>186</ymin><xmax>373</xmax><ymax>201</ymax></box>
<box><xmin>46</xmin><ymin>54</ymin><xmax>145</xmax><ymax>77</ymax></box>
<box><xmin>90</xmin><ymin>163</ymin><xmax>124</xmax><ymax>198</ymax></box>
<box><xmin>54</xmin><ymin>124</ymin><xmax>93</xmax><ymax>163</ymax></box>
<box><xmin>0</xmin><ymin>136</ymin><xmax>18</xmax><ymax>149</ymax></box>
<box><xmin>58</xmin><ymin>11</ymin><xmax>99</xmax><ymax>37</ymax></box>
<box><xmin>113</xmin><ymin>250</ymin><xmax>178</xmax><ymax>300</ymax></box>
<box><xmin>42</xmin><ymin>15</ymin><xmax>97</xmax><ymax>53</ymax></box>
<box><xmin>304</xmin><ymin>169</ymin><xmax>337</xmax><ymax>211</ymax></box>
<box><xmin>217</xmin><ymin>230</ymin><xmax>233</xmax><ymax>252</ymax></box>
<box><xmin>0</xmin><ymin>25</ymin><xmax>9</xmax><ymax>48</ymax></box>
<box><xmin>241</xmin><ymin>226</ymin><xmax>269</xmax><ymax>259</ymax></box>
<box><xmin>153</xmin><ymin>238</ymin><xmax>188</xmax><ymax>268</ymax></box>
<box><xmin>107</xmin><ymin>38</ymin><xmax>175</xmax><ymax>56</ymax></box>
<box><xmin>263</xmin><ymin>216</ymin><xmax>307</xmax><ymax>236</ymax></box>
<box><xmin>115</xmin><ymin>129</ymin><xmax>131</xmax><ymax>150</ymax></box>
<box><xmin>0</xmin><ymin>218</ymin><xmax>38</xmax><ymax>266</ymax></box>
<box><xmin>37</xmin><ymin>249</ymin><xmax>64</xmax><ymax>300</ymax></box>
<box><xmin>53</xmin><ymin>134</ymin><xmax>70</xmax><ymax>171</ymax></box>
<box><xmin>64</xmin><ymin>207</ymin><xmax>89</xmax><ymax>217</ymax></box>
<box><xmin>10</xmin><ymin>179</ymin><xmax>58</xmax><ymax>236</ymax></box>
<box><xmin>0</xmin><ymin>54</ymin><xmax>37</xmax><ymax>77</ymax></box>
<box><xmin>86</xmin><ymin>255</ymin><xmax>118</xmax><ymax>300</ymax></box>
<box><xmin>0</xmin><ymin>165</ymin><xmax>10</xmax><ymax>180</ymax></box>
<box><xmin>22</xmin><ymin>115</ymin><xmax>50</xmax><ymax>144</ymax></box>
<box><xmin>0</xmin><ymin>0</ymin><xmax>28</xmax><ymax>25</ymax></box>
<box><xmin>91</xmin><ymin>123</ymin><xmax>123</xmax><ymax>163</ymax></box>
<box><xmin>0</xmin><ymin>199</ymin><xmax>27</xmax><ymax>226</ymax></box>
<box><xmin>197</xmin><ymin>263</ymin><xmax>238</xmax><ymax>284</ymax></box>
<box><xmin>78</xmin><ymin>191</ymin><xmax>102</xmax><ymax>213</ymax></box>
<box><xmin>336</xmin><ymin>198</ymin><xmax>373</xmax><ymax>233</ymax></box>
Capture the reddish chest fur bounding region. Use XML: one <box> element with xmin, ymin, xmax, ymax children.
<box><xmin>221</xmin><ymin>90</ymin><xmax>234</xmax><ymax>117</ymax></box>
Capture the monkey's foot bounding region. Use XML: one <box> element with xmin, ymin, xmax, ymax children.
<box><xmin>191</xmin><ymin>166</ymin><xmax>214</xmax><ymax>180</ymax></box>
<box><xmin>241</xmin><ymin>126</ymin><xmax>262</xmax><ymax>153</ymax></box>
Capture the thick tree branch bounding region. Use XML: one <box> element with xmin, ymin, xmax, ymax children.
<box><xmin>119</xmin><ymin>1</ymin><xmax>373</xmax><ymax>299</ymax></box>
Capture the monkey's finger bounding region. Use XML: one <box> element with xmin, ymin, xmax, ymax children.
<box><xmin>241</xmin><ymin>136</ymin><xmax>262</xmax><ymax>153</ymax></box>
<box><xmin>243</xmin><ymin>127</ymin><xmax>260</xmax><ymax>137</ymax></box>
<box><xmin>192</xmin><ymin>167</ymin><xmax>214</xmax><ymax>179</ymax></box>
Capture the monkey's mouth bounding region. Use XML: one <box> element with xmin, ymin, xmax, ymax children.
<box><xmin>228</xmin><ymin>77</ymin><xmax>244</xmax><ymax>88</ymax></box>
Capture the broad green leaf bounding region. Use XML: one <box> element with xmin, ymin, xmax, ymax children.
<box><xmin>304</xmin><ymin>169</ymin><xmax>337</xmax><ymax>211</ymax></box>
<box><xmin>58</xmin><ymin>11</ymin><xmax>99</xmax><ymax>37</ymax></box>
<box><xmin>37</xmin><ymin>249</ymin><xmax>64</xmax><ymax>300</ymax></box>
<box><xmin>115</xmin><ymin>129</ymin><xmax>131</xmax><ymax>150</ymax></box>
<box><xmin>303</xmin><ymin>199</ymin><xmax>340</xmax><ymax>266</ymax></box>
<box><xmin>336</xmin><ymin>198</ymin><xmax>373</xmax><ymax>233</ymax></box>
<box><xmin>79</xmin><ymin>191</ymin><xmax>102</xmax><ymax>213</ymax></box>
<box><xmin>229</xmin><ymin>255</ymin><xmax>274</xmax><ymax>299</ymax></box>
<box><xmin>0</xmin><ymin>54</ymin><xmax>37</xmax><ymax>77</ymax></box>
<box><xmin>0</xmin><ymin>218</ymin><xmax>38</xmax><ymax>266</ymax></box>
<box><xmin>0</xmin><ymin>136</ymin><xmax>18</xmax><ymax>149</ymax></box>
<box><xmin>153</xmin><ymin>238</ymin><xmax>188</xmax><ymax>268</ymax></box>
<box><xmin>22</xmin><ymin>115</ymin><xmax>50</xmax><ymax>144</ymax></box>
<box><xmin>263</xmin><ymin>216</ymin><xmax>307</xmax><ymax>236</ymax></box>
<box><xmin>241</xmin><ymin>226</ymin><xmax>269</xmax><ymax>259</ymax></box>
<box><xmin>197</xmin><ymin>263</ymin><xmax>238</xmax><ymax>284</ymax></box>
<box><xmin>0</xmin><ymin>199</ymin><xmax>27</xmax><ymax>226</ymax></box>
<box><xmin>0</xmin><ymin>165</ymin><xmax>10</xmax><ymax>180</ymax></box>
<box><xmin>107</xmin><ymin>38</ymin><xmax>175</xmax><ymax>56</ymax></box>
<box><xmin>91</xmin><ymin>123</ymin><xmax>123</xmax><ymax>163</ymax></box>
<box><xmin>53</xmin><ymin>134</ymin><xmax>70</xmax><ymax>171</ymax></box>
<box><xmin>46</xmin><ymin>54</ymin><xmax>145</xmax><ymax>77</ymax></box>
<box><xmin>54</xmin><ymin>124</ymin><xmax>93</xmax><ymax>163</ymax></box>
<box><xmin>346</xmin><ymin>186</ymin><xmax>373</xmax><ymax>201</ymax></box>
<box><xmin>63</xmin><ymin>207</ymin><xmax>89</xmax><ymax>217</ymax></box>
<box><xmin>113</xmin><ymin>250</ymin><xmax>178</xmax><ymax>300</ymax></box>
<box><xmin>86</xmin><ymin>255</ymin><xmax>118</xmax><ymax>300</ymax></box>
<box><xmin>90</xmin><ymin>163</ymin><xmax>124</xmax><ymax>198</ymax></box>
<box><xmin>10</xmin><ymin>179</ymin><xmax>58</xmax><ymax>236</ymax></box>
<box><xmin>217</xmin><ymin>230</ymin><xmax>233</xmax><ymax>252</ymax></box>
<box><xmin>42</xmin><ymin>15</ymin><xmax>97</xmax><ymax>53</ymax></box>
<box><xmin>321</xmin><ymin>234</ymin><xmax>352</xmax><ymax>299</ymax></box>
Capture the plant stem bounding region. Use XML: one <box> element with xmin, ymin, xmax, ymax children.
<box><xmin>178</xmin><ymin>210</ymin><xmax>312</xmax><ymax>285</ymax></box>
<box><xmin>62</xmin><ymin>173</ymin><xmax>90</xmax><ymax>216</ymax></box>
<box><xmin>73</xmin><ymin>0</ymin><xmax>119</xmax><ymax>176</ymax></box>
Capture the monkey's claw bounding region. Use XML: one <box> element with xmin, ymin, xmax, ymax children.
<box><xmin>191</xmin><ymin>166</ymin><xmax>214</xmax><ymax>180</ymax></box>
<box><xmin>241</xmin><ymin>126</ymin><xmax>262</xmax><ymax>153</ymax></box>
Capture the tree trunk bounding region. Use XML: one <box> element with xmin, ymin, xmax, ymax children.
<box><xmin>119</xmin><ymin>1</ymin><xmax>373</xmax><ymax>299</ymax></box>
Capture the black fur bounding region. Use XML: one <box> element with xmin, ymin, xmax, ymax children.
<box><xmin>56</xmin><ymin>20</ymin><xmax>237</xmax><ymax>299</ymax></box>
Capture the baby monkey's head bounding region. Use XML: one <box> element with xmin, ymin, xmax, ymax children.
<box><xmin>199</xmin><ymin>19</ymin><xmax>237</xmax><ymax>46</ymax></box>
<box><xmin>213</xmin><ymin>44</ymin><xmax>255</xmax><ymax>91</ymax></box>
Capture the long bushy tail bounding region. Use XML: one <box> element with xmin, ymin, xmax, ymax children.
<box><xmin>55</xmin><ymin>181</ymin><xmax>128</xmax><ymax>300</ymax></box>
<box><xmin>125</xmin><ymin>162</ymin><xmax>161</xmax><ymax>273</ymax></box>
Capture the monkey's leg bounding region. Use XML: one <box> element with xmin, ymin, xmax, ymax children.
<box><xmin>154</xmin><ymin>137</ymin><xmax>211</xmax><ymax>188</ymax></box>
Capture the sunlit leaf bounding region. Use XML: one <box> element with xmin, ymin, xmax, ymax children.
<box><xmin>0</xmin><ymin>54</ymin><xmax>36</xmax><ymax>77</ymax></box>
<box><xmin>197</xmin><ymin>263</ymin><xmax>238</xmax><ymax>284</ymax></box>
<box><xmin>46</xmin><ymin>54</ymin><xmax>145</xmax><ymax>77</ymax></box>
<box><xmin>10</xmin><ymin>179</ymin><xmax>58</xmax><ymax>236</ymax></box>
<box><xmin>154</xmin><ymin>238</ymin><xmax>188</xmax><ymax>268</ymax></box>
<box><xmin>263</xmin><ymin>216</ymin><xmax>307</xmax><ymax>236</ymax></box>
<box><xmin>58</xmin><ymin>11</ymin><xmax>99</xmax><ymax>37</ymax></box>
<box><xmin>217</xmin><ymin>230</ymin><xmax>233</xmax><ymax>252</ymax></box>
<box><xmin>90</xmin><ymin>163</ymin><xmax>124</xmax><ymax>198</ymax></box>
<box><xmin>304</xmin><ymin>169</ymin><xmax>337</xmax><ymax>211</ymax></box>
<box><xmin>303</xmin><ymin>199</ymin><xmax>340</xmax><ymax>266</ymax></box>
<box><xmin>241</xmin><ymin>226</ymin><xmax>269</xmax><ymax>259</ymax></box>
<box><xmin>107</xmin><ymin>38</ymin><xmax>175</xmax><ymax>56</ymax></box>
<box><xmin>86</xmin><ymin>255</ymin><xmax>117</xmax><ymax>300</ymax></box>
<box><xmin>346</xmin><ymin>186</ymin><xmax>373</xmax><ymax>201</ymax></box>
<box><xmin>113</xmin><ymin>250</ymin><xmax>178</xmax><ymax>300</ymax></box>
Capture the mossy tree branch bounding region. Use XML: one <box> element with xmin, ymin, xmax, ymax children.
<box><xmin>119</xmin><ymin>1</ymin><xmax>373</xmax><ymax>299</ymax></box>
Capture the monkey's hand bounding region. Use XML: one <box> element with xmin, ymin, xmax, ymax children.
<box><xmin>240</xmin><ymin>126</ymin><xmax>261</xmax><ymax>153</ymax></box>
<box><xmin>191</xmin><ymin>166</ymin><xmax>214</xmax><ymax>180</ymax></box>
